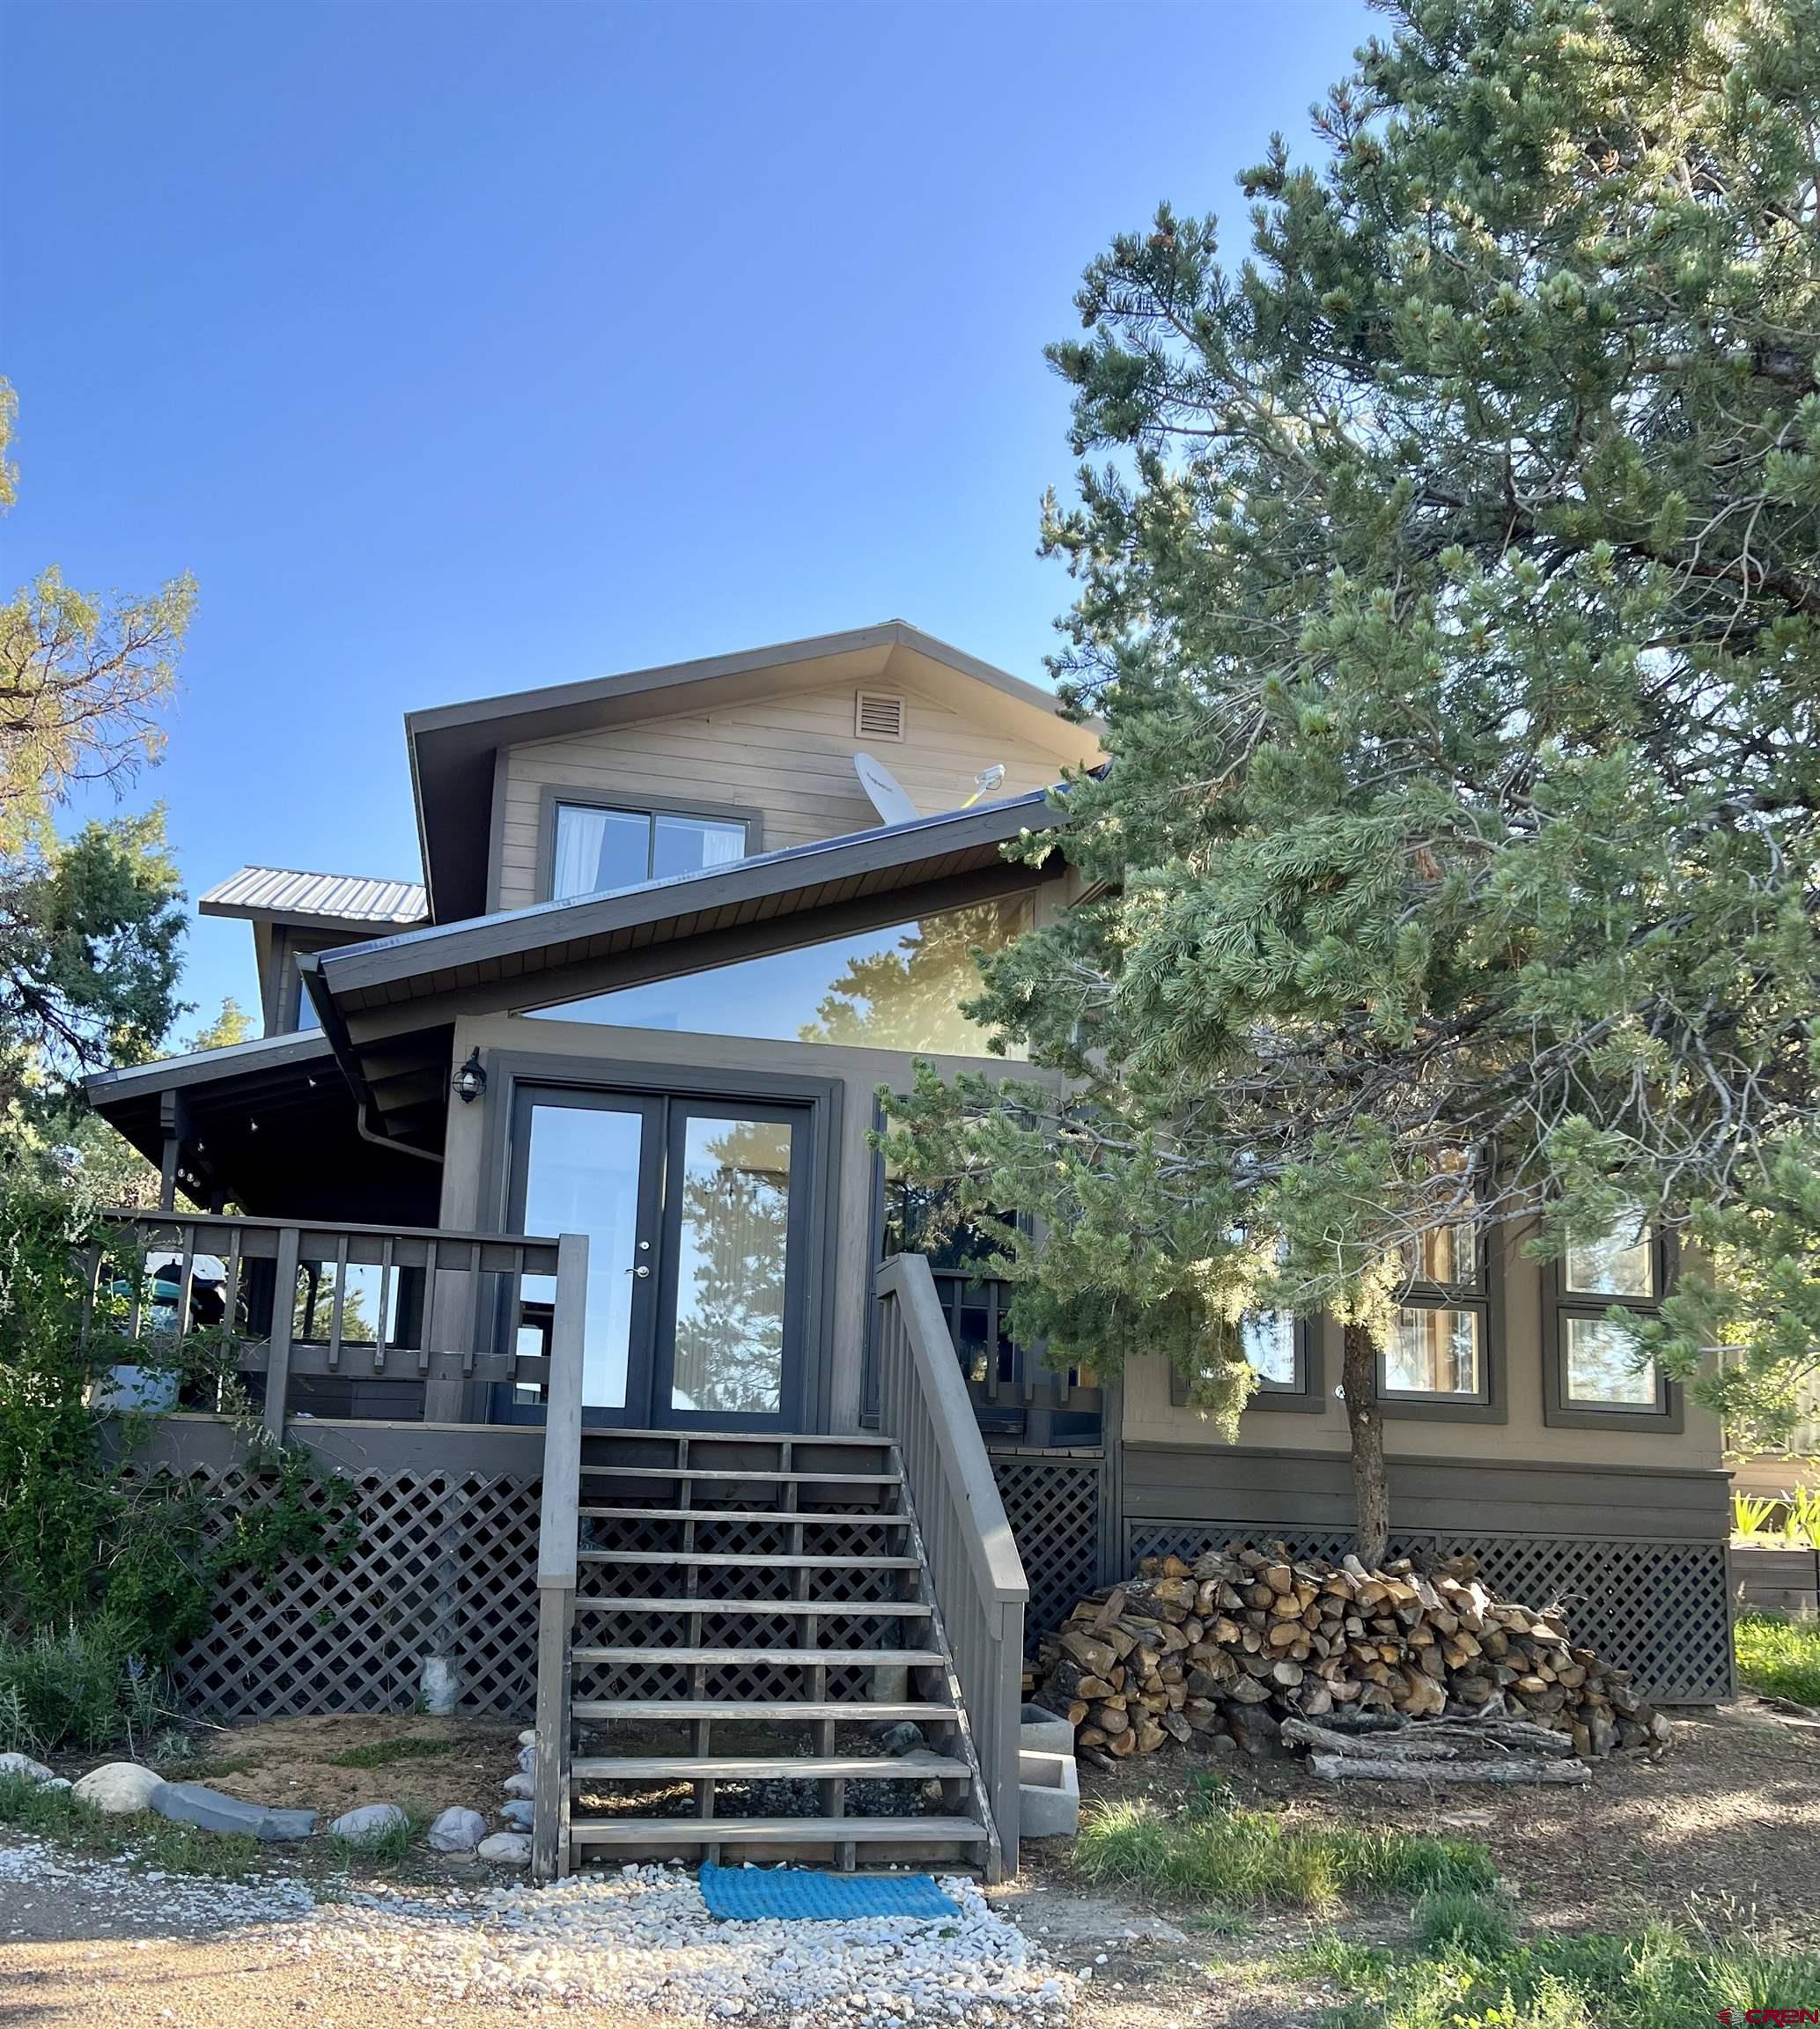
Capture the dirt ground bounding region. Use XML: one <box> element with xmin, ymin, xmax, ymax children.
<box><xmin>154</xmin><ymin>1710</ymin><xmax>526</xmax><ymax>1823</ymax></box>
<box><xmin>4</xmin><ymin>1698</ymin><xmax>1818</xmax><ymax>2029</ymax></box>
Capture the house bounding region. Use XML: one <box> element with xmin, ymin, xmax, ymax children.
<box><xmin>85</xmin><ymin>620</ymin><xmax>1735</xmax><ymax>1880</ymax></box>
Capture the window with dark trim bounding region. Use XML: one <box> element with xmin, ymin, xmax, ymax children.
<box><xmin>1381</xmin><ymin>1222</ymin><xmax>1491</xmax><ymax>1406</ymax></box>
<box><xmin>550</xmin><ymin>800</ymin><xmax>750</xmax><ymax>901</ymax></box>
<box><xmin>1168</xmin><ymin>1311</ymin><xmax>1323</xmax><ymax>1413</ymax></box>
<box><xmin>1548</xmin><ymin>1212</ymin><xmax>1673</xmax><ymax>1420</ymax></box>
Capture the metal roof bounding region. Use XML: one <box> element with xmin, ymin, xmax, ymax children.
<box><xmin>198</xmin><ymin>866</ymin><xmax>427</xmax><ymax>928</ymax></box>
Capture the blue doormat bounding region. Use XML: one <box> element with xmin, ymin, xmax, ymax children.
<box><xmin>698</xmin><ymin>1863</ymin><xmax>958</xmax><ymax>1922</ymax></box>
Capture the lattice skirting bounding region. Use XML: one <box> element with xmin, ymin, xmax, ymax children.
<box><xmin>1126</xmin><ymin>1521</ymin><xmax>1734</xmax><ymax>1704</ymax></box>
<box><xmin>991</xmin><ymin>1453</ymin><xmax>1103</xmax><ymax>1654</ymax></box>
<box><xmin>158</xmin><ymin>1465</ymin><xmax>542</xmax><ymax>1719</ymax></box>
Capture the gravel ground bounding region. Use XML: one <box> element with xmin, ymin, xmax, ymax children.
<box><xmin>0</xmin><ymin>1836</ymin><xmax>1078</xmax><ymax>2029</ymax></box>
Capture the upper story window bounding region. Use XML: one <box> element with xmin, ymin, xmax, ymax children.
<box><xmin>1382</xmin><ymin>1221</ymin><xmax>1490</xmax><ymax>1403</ymax></box>
<box><xmin>1553</xmin><ymin>1210</ymin><xmax>1670</xmax><ymax>1414</ymax></box>
<box><xmin>551</xmin><ymin>801</ymin><xmax>750</xmax><ymax>902</ymax></box>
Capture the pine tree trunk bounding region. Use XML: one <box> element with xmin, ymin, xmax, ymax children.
<box><xmin>1341</xmin><ymin>1322</ymin><xmax>1389</xmax><ymax>1567</ymax></box>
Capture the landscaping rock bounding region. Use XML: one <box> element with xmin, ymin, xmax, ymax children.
<box><xmin>515</xmin><ymin>1742</ymin><xmax>536</xmax><ymax>1776</ymax></box>
<box><xmin>71</xmin><ymin>1763</ymin><xmax>166</xmax><ymax>1814</ymax></box>
<box><xmin>328</xmin><ymin>1803</ymin><xmax>409</xmax><ymax>1846</ymax></box>
<box><xmin>476</xmin><ymin>1830</ymin><xmax>531</xmax><ymax>1865</ymax></box>
<box><xmin>427</xmin><ymin>1806</ymin><xmax>488</xmax><ymax>1854</ymax></box>
<box><xmin>153</xmin><ymin>1782</ymin><xmax>318</xmax><ymax>1841</ymax></box>
<box><xmin>873</xmin><ymin>1720</ymin><xmax>926</xmax><ymax>1756</ymax></box>
<box><xmin>502</xmin><ymin>1771</ymin><xmax>534</xmax><ymax>1799</ymax></box>
<box><xmin>500</xmin><ymin>1797</ymin><xmax>534</xmax><ymax>1831</ymax></box>
<box><xmin>0</xmin><ymin>1752</ymin><xmax>55</xmax><ymax>1786</ymax></box>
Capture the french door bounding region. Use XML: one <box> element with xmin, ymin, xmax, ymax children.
<box><xmin>508</xmin><ymin>1084</ymin><xmax>811</xmax><ymax>1430</ymax></box>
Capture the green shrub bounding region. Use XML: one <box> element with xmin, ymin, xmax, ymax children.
<box><xmin>0</xmin><ymin>1181</ymin><xmax>361</xmax><ymax>1750</ymax></box>
<box><xmin>1735</xmin><ymin>1612</ymin><xmax>1820</xmax><ymax>1706</ymax></box>
<box><xmin>1073</xmin><ymin>1793</ymin><xmax>1494</xmax><ymax>1914</ymax></box>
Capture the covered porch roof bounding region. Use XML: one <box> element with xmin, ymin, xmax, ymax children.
<box><xmin>84</xmin><ymin>1029</ymin><xmax>444</xmax><ymax>1222</ymax></box>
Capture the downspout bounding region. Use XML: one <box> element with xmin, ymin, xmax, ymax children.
<box><xmin>356</xmin><ymin>1101</ymin><xmax>444</xmax><ymax>1163</ymax></box>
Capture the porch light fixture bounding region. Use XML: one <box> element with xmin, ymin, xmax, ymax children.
<box><xmin>454</xmin><ymin>1049</ymin><xmax>487</xmax><ymax>1104</ymax></box>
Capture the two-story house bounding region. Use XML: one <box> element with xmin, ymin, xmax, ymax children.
<box><xmin>86</xmin><ymin>621</ymin><xmax>1734</xmax><ymax>1881</ymax></box>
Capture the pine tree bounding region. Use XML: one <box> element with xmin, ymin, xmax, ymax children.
<box><xmin>884</xmin><ymin>0</ymin><xmax>1820</xmax><ymax>1558</ymax></box>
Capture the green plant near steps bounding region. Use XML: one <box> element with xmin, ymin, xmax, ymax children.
<box><xmin>1072</xmin><ymin>1784</ymin><xmax>1494</xmax><ymax>1915</ymax></box>
<box><xmin>0</xmin><ymin>1182</ymin><xmax>361</xmax><ymax>1752</ymax></box>
<box><xmin>0</xmin><ymin>1771</ymin><xmax>262</xmax><ymax>1880</ymax></box>
<box><xmin>1790</xmin><ymin>1485</ymin><xmax>1820</xmax><ymax>1549</ymax></box>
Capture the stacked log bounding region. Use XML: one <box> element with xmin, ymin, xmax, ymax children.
<box><xmin>1033</xmin><ymin>1543</ymin><xmax>1669</xmax><ymax>1767</ymax></box>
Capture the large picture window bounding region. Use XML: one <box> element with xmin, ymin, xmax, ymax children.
<box><xmin>1548</xmin><ymin>1209</ymin><xmax>1673</xmax><ymax>1423</ymax></box>
<box><xmin>1381</xmin><ymin>1222</ymin><xmax>1492</xmax><ymax>1409</ymax></box>
<box><xmin>519</xmin><ymin>895</ymin><xmax>1034</xmax><ymax>1058</ymax></box>
<box><xmin>550</xmin><ymin>800</ymin><xmax>750</xmax><ymax>901</ymax></box>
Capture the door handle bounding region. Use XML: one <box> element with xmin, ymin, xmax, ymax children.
<box><xmin>633</xmin><ymin>1265</ymin><xmax>651</xmax><ymax>1280</ymax></box>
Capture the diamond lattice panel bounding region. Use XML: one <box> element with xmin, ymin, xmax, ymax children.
<box><xmin>991</xmin><ymin>1454</ymin><xmax>1103</xmax><ymax>1654</ymax></box>
<box><xmin>1126</xmin><ymin>1522</ymin><xmax>1732</xmax><ymax>1703</ymax></box>
<box><xmin>134</xmin><ymin>1465</ymin><xmax>543</xmax><ymax>1720</ymax></box>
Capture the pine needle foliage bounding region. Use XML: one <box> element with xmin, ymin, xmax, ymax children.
<box><xmin>882</xmin><ymin>0</ymin><xmax>1820</xmax><ymax>1541</ymax></box>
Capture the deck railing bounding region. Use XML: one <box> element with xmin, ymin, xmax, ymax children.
<box><xmin>89</xmin><ymin>1211</ymin><xmax>578</xmax><ymax>1435</ymax></box>
<box><xmin>873</xmin><ymin>1251</ymin><xmax>1028</xmax><ymax>1879</ymax></box>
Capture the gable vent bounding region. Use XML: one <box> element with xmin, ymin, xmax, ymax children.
<box><xmin>855</xmin><ymin>690</ymin><xmax>906</xmax><ymax>742</ymax></box>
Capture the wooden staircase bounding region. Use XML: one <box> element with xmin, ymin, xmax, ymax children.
<box><xmin>549</xmin><ymin>1428</ymin><xmax>995</xmax><ymax>1873</ymax></box>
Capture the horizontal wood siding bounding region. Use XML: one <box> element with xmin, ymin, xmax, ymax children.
<box><xmin>497</xmin><ymin>681</ymin><xmax>1069</xmax><ymax>909</ymax></box>
<box><xmin>1122</xmin><ymin>1442</ymin><xmax>1730</xmax><ymax>1543</ymax></box>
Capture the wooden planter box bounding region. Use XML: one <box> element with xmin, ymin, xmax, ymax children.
<box><xmin>1732</xmin><ymin>1544</ymin><xmax>1820</xmax><ymax>1618</ymax></box>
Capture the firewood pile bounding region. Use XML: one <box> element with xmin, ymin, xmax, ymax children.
<box><xmin>1033</xmin><ymin>1543</ymin><xmax>1670</xmax><ymax>1776</ymax></box>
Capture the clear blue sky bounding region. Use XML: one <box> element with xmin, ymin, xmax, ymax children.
<box><xmin>2</xmin><ymin>0</ymin><xmax>1371</xmax><ymax>1037</ymax></box>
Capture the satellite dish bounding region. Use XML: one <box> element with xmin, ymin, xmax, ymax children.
<box><xmin>853</xmin><ymin>750</ymin><xmax>920</xmax><ymax>827</ymax></box>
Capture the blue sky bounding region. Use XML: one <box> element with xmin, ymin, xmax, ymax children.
<box><xmin>2</xmin><ymin>0</ymin><xmax>1371</xmax><ymax>1036</ymax></box>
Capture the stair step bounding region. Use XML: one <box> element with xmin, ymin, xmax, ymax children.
<box><xmin>579</xmin><ymin>1506</ymin><xmax>909</xmax><ymax>1525</ymax></box>
<box><xmin>573</xmin><ymin>1597</ymin><xmax>932</xmax><ymax>1618</ymax></box>
<box><xmin>569</xmin><ymin>1815</ymin><xmax>984</xmax><ymax>1848</ymax></box>
<box><xmin>571</xmin><ymin>1752</ymin><xmax>968</xmax><ymax>1782</ymax></box>
<box><xmin>571</xmin><ymin>1645</ymin><xmax>946</xmax><ymax>1669</ymax></box>
<box><xmin>572</xmin><ymin>1699</ymin><xmax>953</xmax><ymax>1724</ymax></box>
<box><xmin>579</xmin><ymin>1550</ymin><xmax>920</xmax><ymax>1570</ymax></box>
<box><xmin>582</xmin><ymin>1467</ymin><xmax>900</xmax><ymax>1486</ymax></box>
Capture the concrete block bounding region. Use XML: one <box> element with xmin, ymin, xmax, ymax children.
<box><xmin>1019</xmin><ymin>1704</ymin><xmax>1075</xmax><ymax>1758</ymax></box>
<box><xmin>1017</xmin><ymin>1749</ymin><xmax>1079</xmax><ymax>1840</ymax></box>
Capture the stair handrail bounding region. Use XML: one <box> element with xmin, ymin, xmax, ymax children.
<box><xmin>873</xmin><ymin>1251</ymin><xmax>1028</xmax><ymax>1878</ymax></box>
<box><xmin>532</xmin><ymin>1229</ymin><xmax>589</xmax><ymax>1880</ymax></box>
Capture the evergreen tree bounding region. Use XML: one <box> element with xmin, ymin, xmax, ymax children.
<box><xmin>0</xmin><ymin>380</ymin><xmax>193</xmax><ymax>1168</ymax></box>
<box><xmin>884</xmin><ymin>0</ymin><xmax>1820</xmax><ymax>1557</ymax></box>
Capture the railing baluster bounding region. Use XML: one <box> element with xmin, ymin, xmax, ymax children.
<box><xmin>375</xmin><ymin>1239</ymin><xmax>394</xmax><ymax>1376</ymax></box>
<box><xmin>327</xmin><ymin>1234</ymin><xmax>349</xmax><ymax>1374</ymax></box>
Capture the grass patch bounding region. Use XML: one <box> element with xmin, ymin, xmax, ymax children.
<box><xmin>326</xmin><ymin>1735</ymin><xmax>461</xmax><ymax>1769</ymax></box>
<box><xmin>1297</xmin><ymin>1918</ymin><xmax>1820</xmax><ymax>2029</ymax></box>
<box><xmin>1411</xmin><ymin>1888</ymin><xmax>1518</xmax><ymax>1959</ymax></box>
<box><xmin>1072</xmin><ymin>1782</ymin><xmax>1494</xmax><ymax>1915</ymax></box>
<box><xmin>328</xmin><ymin>1804</ymin><xmax>424</xmax><ymax>1872</ymax></box>
<box><xmin>1735</xmin><ymin>1612</ymin><xmax>1820</xmax><ymax>1706</ymax></box>
<box><xmin>0</xmin><ymin>1771</ymin><xmax>262</xmax><ymax>1879</ymax></box>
